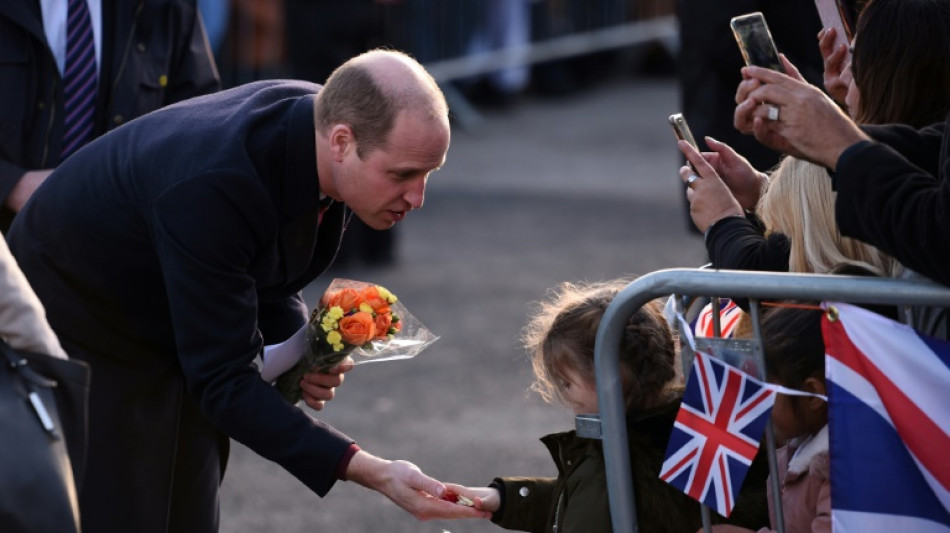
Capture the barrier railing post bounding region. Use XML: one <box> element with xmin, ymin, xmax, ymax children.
<box><xmin>593</xmin><ymin>268</ymin><xmax>950</xmax><ymax>532</ymax></box>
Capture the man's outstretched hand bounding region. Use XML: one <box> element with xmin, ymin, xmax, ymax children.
<box><xmin>344</xmin><ymin>451</ymin><xmax>492</xmax><ymax>520</ymax></box>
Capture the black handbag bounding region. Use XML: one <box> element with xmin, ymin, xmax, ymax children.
<box><xmin>0</xmin><ymin>341</ymin><xmax>90</xmax><ymax>533</ymax></box>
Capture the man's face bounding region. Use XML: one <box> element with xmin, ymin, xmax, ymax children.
<box><xmin>329</xmin><ymin>110</ymin><xmax>450</xmax><ymax>230</ymax></box>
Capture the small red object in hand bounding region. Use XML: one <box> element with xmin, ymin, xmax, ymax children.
<box><xmin>442</xmin><ymin>490</ymin><xmax>474</xmax><ymax>506</ymax></box>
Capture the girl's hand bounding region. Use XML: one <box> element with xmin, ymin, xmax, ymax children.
<box><xmin>818</xmin><ymin>27</ymin><xmax>852</xmax><ymax>107</ymax></box>
<box><xmin>443</xmin><ymin>483</ymin><xmax>501</xmax><ymax>513</ymax></box>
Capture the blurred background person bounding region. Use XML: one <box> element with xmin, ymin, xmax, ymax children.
<box><xmin>0</xmin><ymin>0</ymin><xmax>220</xmax><ymax>232</ymax></box>
<box><xmin>282</xmin><ymin>0</ymin><xmax>409</xmax><ymax>268</ymax></box>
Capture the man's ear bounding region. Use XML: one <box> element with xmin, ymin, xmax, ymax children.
<box><xmin>802</xmin><ymin>376</ymin><xmax>826</xmax><ymax>410</ymax></box>
<box><xmin>328</xmin><ymin>124</ymin><xmax>354</xmax><ymax>162</ymax></box>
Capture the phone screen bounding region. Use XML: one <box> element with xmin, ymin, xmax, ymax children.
<box><xmin>730</xmin><ymin>12</ymin><xmax>784</xmax><ymax>72</ymax></box>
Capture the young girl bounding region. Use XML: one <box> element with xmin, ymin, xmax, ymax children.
<box><xmin>712</xmin><ymin>305</ymin><xmax>830</xmax><ymax>533</ymax></box>
<box><xmin>447</xmin><ymin>279</ymin><xmax>768</xmax><ymax>532</ymax></box>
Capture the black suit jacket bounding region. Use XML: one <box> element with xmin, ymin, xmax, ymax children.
<box><xmin>8</xmin><ymin>80</ymin><xmax>352</xmax><ymax>533</ymax></box>
<box><xmin>0</xmin><ymin>0</ymin><xmax>220</xmax><ymax>230</ymax></box>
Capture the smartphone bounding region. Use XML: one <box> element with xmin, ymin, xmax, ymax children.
<box><xmin>669</xmin><ymin>113</ymin><xmax>699</xmax><ymax>171</ymax></box>
<box><xmin>814</xmin><ymin>0</ymin><xmax>854</xmax><ymax>51</ymax></box>
<box><xmin>668</xmin><ymin>113</ymin><xmax>699</xmax><ymax>151</ymax></box>
<box><xmin>730</xmin><ymin>12</ymin><xmax>784</xmax><ymax>72</ymax></box>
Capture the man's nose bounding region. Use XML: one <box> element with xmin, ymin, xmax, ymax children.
<box><xmin>404</xmin><ymin>178</ymin><xmax>426</xmax><ymax>209</ymax></box>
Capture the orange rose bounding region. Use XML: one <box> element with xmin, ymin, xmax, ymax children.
<box><xmin>323</xmin><ymin>288</ymin><xmax>363</xmax><ymax>313</ymax></box>
<box><xmin>361</xmin><ymin>286</ymin><xmax>390</xmax><ymax>312</ymax></box>
<box><xmin>338</xmin><ymin>311</ymin><xmax>377</xmax><ymax>346</ymax></box>
<box><xmin>374</xmin><ymin>312</ymin><xmax>393</xmax><ymax>339</ymax></box>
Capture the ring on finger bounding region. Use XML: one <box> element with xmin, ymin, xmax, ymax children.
<box><xmin>766</xmin><ymin>104</ymin><xmax>780</xmax><ymax>121</ymax></box>
<box><xmin>686</xmin><ymin>174</ymin><xmax>701</xmax><ymax>188</ymax></box>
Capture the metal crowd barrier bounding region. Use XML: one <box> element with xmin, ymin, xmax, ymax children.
<box><xmin>395</xmin><ymin>0</ymin><xmax>677</xmax><ymax>81</ymax></box>
<box><xmin>588</xmin><ymin>268</ymin><xmax>950</xmax><ymax>533</ymax></box>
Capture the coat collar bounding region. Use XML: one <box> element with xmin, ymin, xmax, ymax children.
<box><xmin>1</xmin><ymin>0</ymin><xmax>47</xmax><ymax>44</ymax></box>
<box><xmin>787</xmin><ymin>424</ymin><xmax>829</xmax><ymax>475</ymax></box>
<box><xmin>282</xmin><ymin>94</ymin><xmax>321</xmax><ymax>217</ymax></box>
<box><xmin>273</xmin><ymin>94</ymin><xmax>344</xmax><ymax>291</ymax></box>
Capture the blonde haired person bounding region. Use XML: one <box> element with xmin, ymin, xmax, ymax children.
<box><xmin>755</xmin><ymin>156</ymin><xmax>901</xmax><ymax>278</ymax></box>
<box><xmin>684</xmin><ymin>154</ymin><xmax>903</xmax><ymax>340</ymax></box>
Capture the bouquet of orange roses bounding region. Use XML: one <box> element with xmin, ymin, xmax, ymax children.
<box><xmin>265</xmin><ymin>279</ymin><xmax>438</xmax><ymax>404</ymax></box>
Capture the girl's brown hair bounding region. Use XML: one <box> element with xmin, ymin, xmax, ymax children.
<box><xmin>523</xmin><ymin>279</ymin><xmax>678</xmax><ymax>412</ymax></box>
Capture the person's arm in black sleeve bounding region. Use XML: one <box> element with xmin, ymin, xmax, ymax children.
<box><xmin>833</xmin><ymin>134</ymin><xmax>950</xmax><ymax>286</ymax></box>
<box><xmin>705</xmin><ymin>214</ymin><xmax>791</xmax><ymax>273</ymax></box>
<box><xmin>860</xmin><ymin>120</ymin><xmax>945</xmax><ymax>176</ymax></box>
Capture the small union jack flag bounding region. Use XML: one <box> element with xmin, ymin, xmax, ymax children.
<box><xmin>660</xmin><ymin>350</ymin><xmax>775</xmax><ymax>517</ymax></box>
<box><xmin>694</xmin><ymin>298</ymin><xmax>745</xmax><ymax>339</ymax></box>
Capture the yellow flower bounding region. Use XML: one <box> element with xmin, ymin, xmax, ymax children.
<box><xmin>326</xmin><ymin>330</ymin><xmax>342</xmax><ymax>346</ymax></box>
<box><xmin>332</xmin><ymin>342</ymin><xmax>344</xmax><ymax>352</ymax></box>
<box><xmin>327</xmin><ymin>306</ymin><xmax>344</xmax><ymax>320</ymax></box>
<box><xmin>377</xmin><ymin>286</ymin><xmax>397</xmax><ymax>304</ymax></box>
<box><xmin>359</xmin><ymin>302</ymin><xmax>374</xmax><ymax>314</ymax></box>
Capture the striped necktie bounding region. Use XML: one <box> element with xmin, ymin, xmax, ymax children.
<box><xmin>61</xmin><ymin>0</ymin><xmax>97</xmax><ymax>159</ymax></box>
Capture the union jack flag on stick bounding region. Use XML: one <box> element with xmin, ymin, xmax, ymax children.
<box><xmin>660</xmin><ymin>349</ymin><xmax>775</xmax><ymax>516</ymax></box>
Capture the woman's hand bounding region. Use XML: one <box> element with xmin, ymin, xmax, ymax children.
<box><xmin>735</xmin><ymin>58</ymin><xmax>868</xmax><ymax>168</ymax></box>
<box><xmin>702</xmin><ymin>137</ymin><xmax>769</xmax><ymax>211</ymax></box>
<box><xmin>677</xmin><ymin>140</ymin><xmax>744</xmax><ymax>233</ymax></box>
<box><xmin>818</xmin><ymin>27</ymin><xmax>852</xmax><ymax>107</ymax></box>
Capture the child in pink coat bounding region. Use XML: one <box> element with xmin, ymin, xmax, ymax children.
<box><xmin>712</xmin><ymin>305</ymin><xmax>830</xmax><ymax>533</ymax></box>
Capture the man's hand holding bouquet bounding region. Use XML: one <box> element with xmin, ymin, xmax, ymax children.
<box><xmin>260</xmin><ymin>279</ymin><xmax>437</xmax><ymax>404</ymax></box>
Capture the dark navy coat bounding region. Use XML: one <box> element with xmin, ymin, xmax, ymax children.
<box><xmin>8</xmin><ymin>80</ymin><xmax>352</xmax><ymax>533</ymax></box>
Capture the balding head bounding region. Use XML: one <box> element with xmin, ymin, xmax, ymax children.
<box><xmin>314</xmin><ymin>49</ymin><xmax>449</xmax><ymax>159</ymax></box>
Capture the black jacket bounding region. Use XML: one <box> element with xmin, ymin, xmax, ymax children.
<box><xmin>8</xmin><ymin>80</ymin><xmax>350</xmax><ymax>533</ymax></box>
<box><xmin>833</xmin><ymin>118</ymin><xmax>950</xmax><ymax>287</ymax></box>
<box><xmin>490</xmin><ymin>399</ymin><xmax>769</xmax><ymax>532</ymax></box>
<box><xmin>705</xmin><ymin>213</ymin><xmax>791</xmax><ymax>273</ymax></box>
<box><xmin>0</xmin><ymin>0</ymin><xmax>219</xmax><ymax>229</ymax></box>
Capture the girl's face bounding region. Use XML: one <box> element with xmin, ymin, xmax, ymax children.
<box><xmin>768</xmin><ymin>375</ymin><xmax>828</xmax><ymax>443</ymax></box>
<box><xmin>559</xmin><ymin>366</ymin><xmax>598</xmax><ymax>415</ymax></box>
<box><xmin>769</xmin><ymin>393</ymin><xmax>808</xmax><ymax>442</ymax></box>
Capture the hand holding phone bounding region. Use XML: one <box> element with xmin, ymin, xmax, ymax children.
<box><xmin>730</xmin><ymin>12</ymin><xmax>784</xmax><ymax>72</ymax></box>
<box><xmin>669</xmin><ymin>113</ymin><xmax>700</xmax><ymax>172</ymax></box>
<box><xmin>814</xmin><ymin>0</ymin><xmax>854</xmax><ymax>52</ymax></box>
<box><xmin>668</xmin><ymin>113</ymin><xmax>699</xmax><ymax>151</ymax></box>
